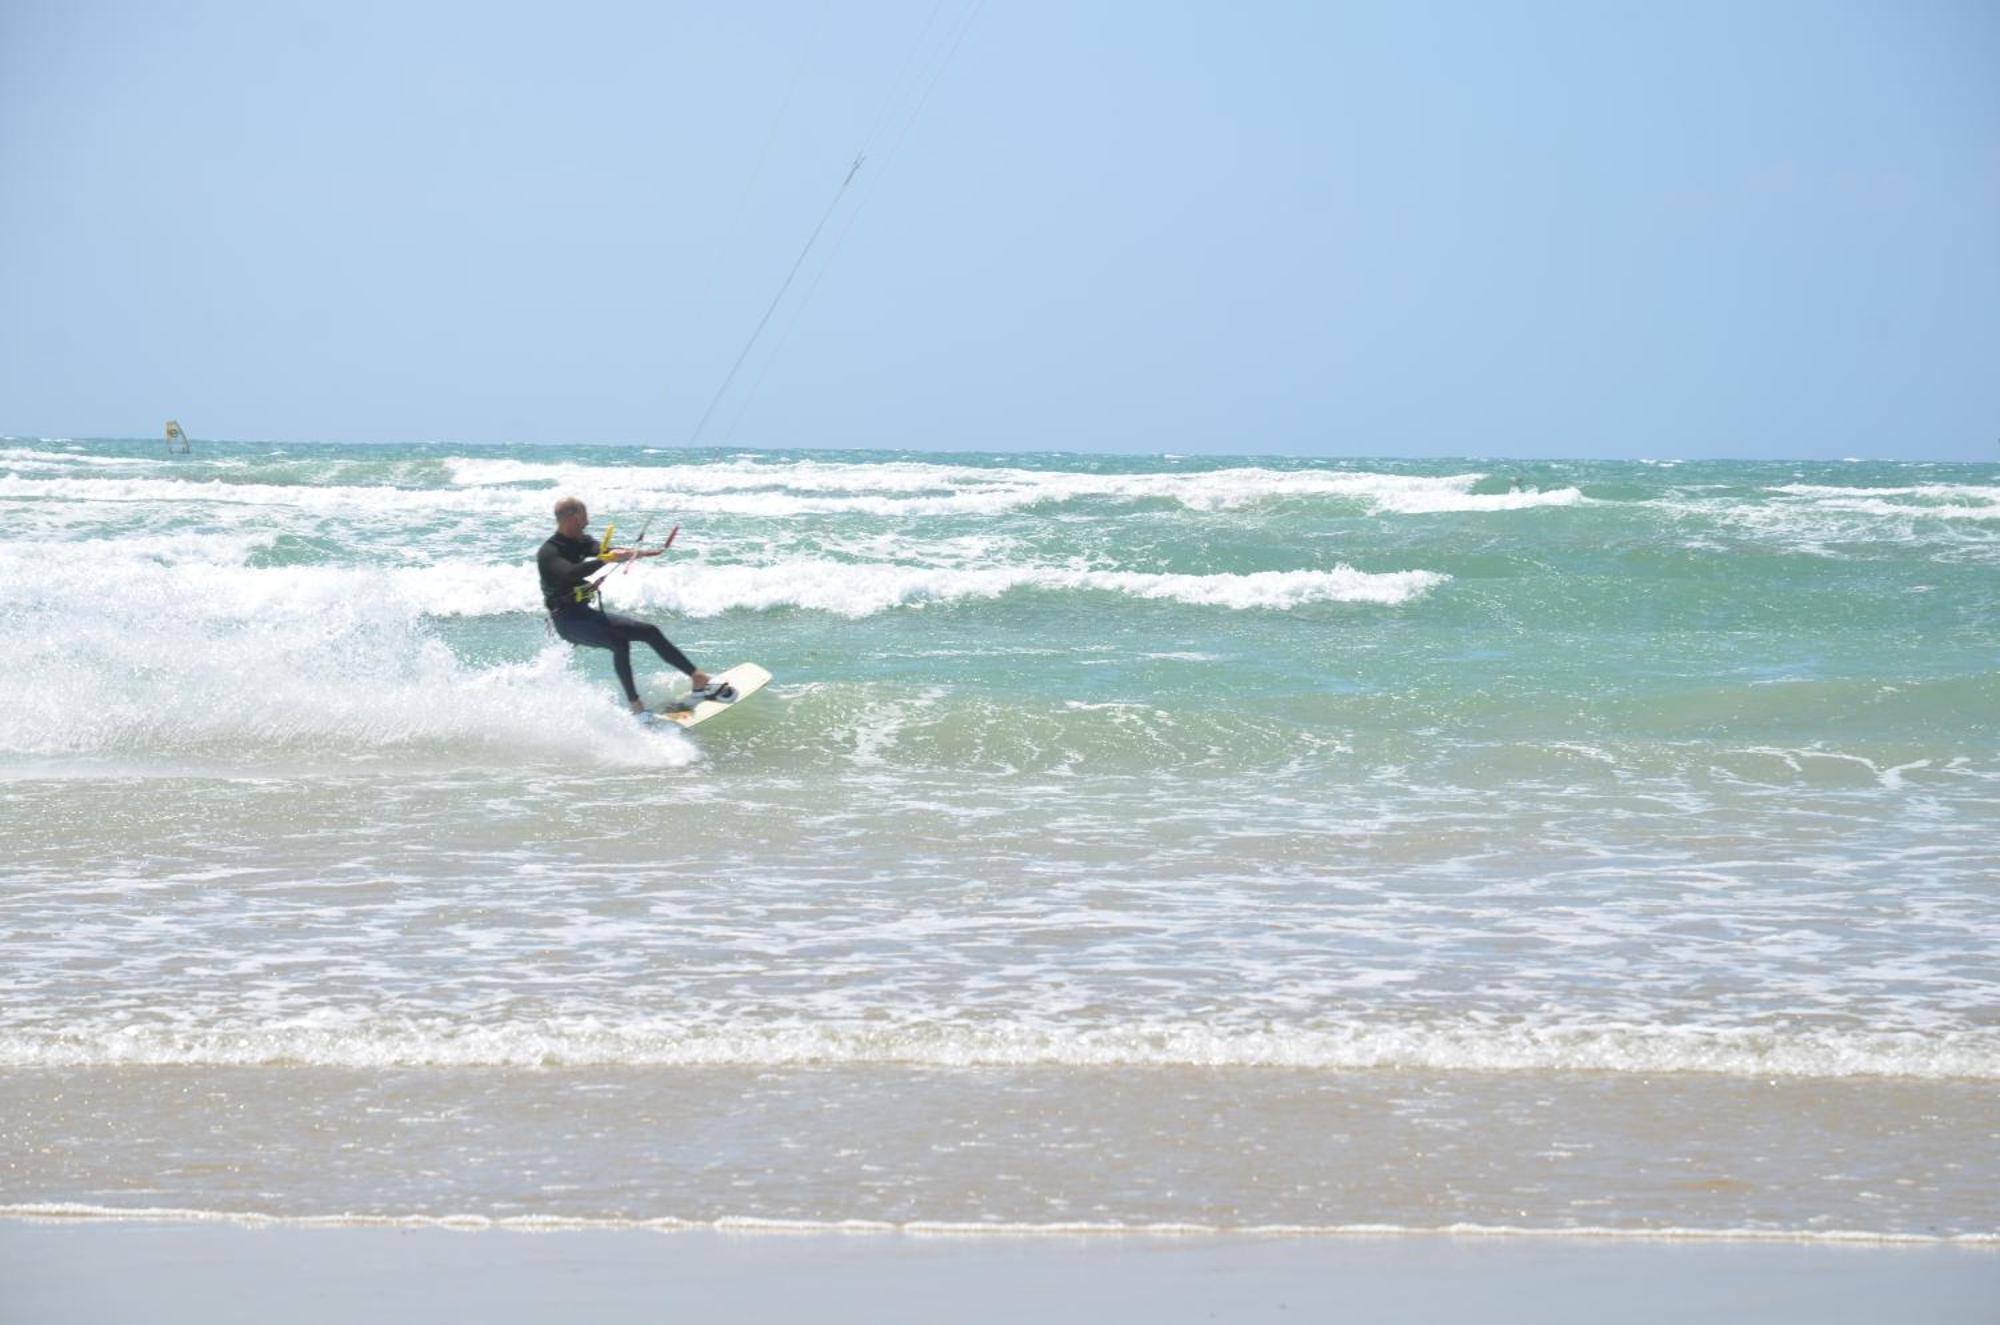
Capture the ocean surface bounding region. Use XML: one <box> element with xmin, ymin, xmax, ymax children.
<box><xmin>1</xmin><ymin>438</ymin><xmax>1995</xmax><ymax>1241</ymax></box>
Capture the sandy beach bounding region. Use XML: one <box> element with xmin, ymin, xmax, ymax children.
<box><xmin>4</xmin><ymin>1220</ymin><xmax>1996</xmax><ymax>1324</ymax></box>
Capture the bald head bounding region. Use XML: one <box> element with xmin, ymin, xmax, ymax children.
<box><xmin>554</xmin><ymin>496</ymin><xmax>587</xmax><ymax>537</ymax></box>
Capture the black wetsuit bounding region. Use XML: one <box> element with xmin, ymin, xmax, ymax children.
<box><xmin>537</xmin><ymin>531</ymin><xmax>698</xmax><ymax>703</ymax></box>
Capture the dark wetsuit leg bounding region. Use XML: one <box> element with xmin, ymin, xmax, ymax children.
<box><xmin>550</xmin><ymin>607</ymin><xmax>697</xmax><ymax>703</ymax></box>
<box><xmin>599</xmin><ymin>609</ymin><xmax>698</xmax><ymax>677</ymax></box>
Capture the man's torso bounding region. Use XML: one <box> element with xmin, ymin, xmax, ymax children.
<box><xmin>537</xmin><ymin>532</ymin><xmax>604</xmax><ymax>613</ymax></box>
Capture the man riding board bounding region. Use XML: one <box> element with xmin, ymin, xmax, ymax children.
<box><xmin>538</xmin><ymin>496</ymin><xmax>709</xmax><ymax>715</ymax></box>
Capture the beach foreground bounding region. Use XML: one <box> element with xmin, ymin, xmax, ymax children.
<box><xmin>4</xmin><ymin>1221</ymin><xmax>1996</xmax><ymax>1324</ymax></box>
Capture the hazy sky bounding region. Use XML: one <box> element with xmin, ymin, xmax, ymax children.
<box><xmin>3</xmin><ymin>0</ymin><xmax>1996</xmax><ymax>458</ymax></box>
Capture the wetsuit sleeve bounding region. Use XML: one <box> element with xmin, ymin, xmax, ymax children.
<box><xmin>538</xmin><ymin>541</ymin><xmax>606</xmax><ymax>591</ymax></box>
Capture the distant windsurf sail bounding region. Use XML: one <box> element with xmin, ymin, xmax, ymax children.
<box><xmin>165</xmin><ymin>420</ymin><xmax>190</xmax><ymax>453</ymax></box>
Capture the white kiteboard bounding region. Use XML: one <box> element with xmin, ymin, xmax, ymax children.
<box><xmin>655</xmin><ymin>662</ymin><xmax>770</xmax><ymax>729</ymax></box>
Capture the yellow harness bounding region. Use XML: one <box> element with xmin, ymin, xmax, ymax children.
<box><xmin>571</xmin><ymin>524</ymin><xmax>615</xmax><ymax>605</ymax></box>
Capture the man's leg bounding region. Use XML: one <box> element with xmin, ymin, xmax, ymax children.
<box><xmin>550</xmin><ymin>609</ymin><xmax>642</xmax><ymax>704</ymax></box>
<box><xmin>601</xmin><ymin>610</ymin><xmax>700</xmax><ymax>681</ymax></box>
<box><xmin>607</xmin><ymin>639</ymin><xmax>639</xmax><ymax>705</ymax></box>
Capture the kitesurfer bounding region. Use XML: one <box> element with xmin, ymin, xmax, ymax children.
<box><xmin>538</xmin><ymin>496</ymin><xmax>709</xmax><ymax>714</ymax></box>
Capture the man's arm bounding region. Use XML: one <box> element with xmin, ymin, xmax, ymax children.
<box><xmin>538</xmin><ymin>540</ymin><xmax>608</xmax><ymax>589</ymax></box>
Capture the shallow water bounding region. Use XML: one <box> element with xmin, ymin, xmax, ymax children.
<box><xmin>2</xmin><ymin>439</ymin><xmax>1995</xmax><ymax>1237</ymax></box>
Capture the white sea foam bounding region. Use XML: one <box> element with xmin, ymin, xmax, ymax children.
<box><xmin>0</xmin><ymin>544</ymin><xmax>694</xmax><ymax>766</ymax></box>
<box><xmin>4</xmin><ymin>1203</ymin><xmax>1988</xmax><ymax>1244</ymax></box>
<box><xmin>1760</xmin><ymin>483</ymin><xmax>2000</xmax><ymax>520</ymax></box>
<box><xmin>0</xmin><ymin>545</ymin><xmax>1447</xmax><ymax>620</ymax></box>
<box><xmin>0</xmin><ymin>473</ymin><xmax>541</xmax><ymax>515</ymax></box>
<box><xmin>446</xmin><ymin>455</ymin><xmax>992</xmax><ymax>494</ymax></box>
<box><xmin>1770</xmin><ymin>483</ymin><xmax>2000</xmax><ymax>500</ymax></box>
<box><xmin>4</xmin><ymin>1019</ymin><xmax>1989</xmax><ymax>1079</ymax></box>
<box><xmin>1</xmin><ymin>460</ymin><xmax>1593</xmax><ymax>519</ymax></box>
<box><xmin>1647</xmin><ymin>487</ymin><xmax>2000</xmax><ymax>559</ymax></box>
<box><xmin>591</xmin><ymin>562</ymin><xmax>1449</xmax><ymax>617</ymax></box>
<box><xmin>1368</xmin><ymin>485</ymin><xmax>1583</xmax><ymax>514</ymax></box>
<box><xmin>444</xmin><ymin>457</ymin><xmax>1591</xmax><ymax>516</ymax></box>
<box><xmin>1801</xmin><ymin>497</ymin><xmax>2000</xmax><ymax>521</ymax></box>
<box><xmin>0</xmin><ymin>632</ymin><xmax>693</xmax><ymax>768</ymax></box>
<box><xmin>0</xmin><ymin>446</ymin><xmax>162</xmax><ymax>469</ymax></box>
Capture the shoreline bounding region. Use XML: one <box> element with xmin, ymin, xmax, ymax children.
<box><xmin>6</xmin><ymin>1205</ymin><xmax>1995</xmax><ymax>1247</ymax></box>
<box><xmin>4</xmin><ymin>1221</ymin><xmax>1995</xmax><ymax>1325</ymax></box>
<box><xmin>9</xmin><ymin>1064</ymin><xmax>1989</xmax><ymax>1238</ymax></box>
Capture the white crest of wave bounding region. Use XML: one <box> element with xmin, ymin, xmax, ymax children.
<box><xmin>0</xmin><ymin>446</ymin><xmax>163</xmax><ymax>469</ymax></box>
<box><xmin>1</xmin><ymin>545</ymin><xmax>1446</xmax><ymax>622</ymax></box>
<box><xmin>1767</xmin><ymin>483</ymin><xmax>2000</xmax><ymax>520</ymax></box>
<box><xmin>0</xmin><ymin>473</ymin><xmax>541</xmax><ymax>516</ymax></box>
<box><xmin>445</xmin><ymin>457</ymin><xmax>1552</xmax><ymax>515</ymax></box>
<box><xmin>600</xmin><ymin>561</ymin><xmax>1448</xmax><ymax>617</ymax></box>
<box><xmin>1369</xmin><ymin>485</ymin><xmax>1584</xmax><ymax>514</ymax></box>
<box><xmin>5</xmin><ymin>1018</ymin><xmax>1989</xmax><ymax>1080</ymax></box>
<box><xmin>1770</xmin><ymin>483</ymin><xmax>2000</xmax><ymax>499</ymax></box>
<box><xmin>4</xmin><ymin>462</ymin><xmax>1587</xmax><ymax>519</ymax></box>
<box><xmin>1647</xmin><ymin>492</ymin><xmax>2000</xmax><ymax>559</ymax></box>
<box><xmin>4</xmin><ymin>1203</ymin><xmax>1982</xmax><ymax>1243</ymax></box>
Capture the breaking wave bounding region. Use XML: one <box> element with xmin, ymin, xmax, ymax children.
<box><xmin>0</xmin><ymin>463</ymin><xmax>1583</xmax><ymax>518</ymax></box>
<box><xmin>0</xmin><ymin>541</ymin><xmax>1446</xmax><ymax>620</ymax></box>
<box><xmin>0</xmin><ymin>538</ymin><xmax>695</xmax><ymax>767</ymax></box>
<box><xmin>5</xmin><ymin>1203</ymin><xmax>1988</xmax><ymax>1244</ymax></box>
<box><xmin>5</xmin><ymin>1018</ymin><xmax>1990</xmax><ymax>1080</ymax></box>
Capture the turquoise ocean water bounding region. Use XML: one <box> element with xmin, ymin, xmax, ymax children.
<box><xmin>1</xmin><ymin>439</ymin><xmax>1995</xmax><ymax>1238</ymax></box>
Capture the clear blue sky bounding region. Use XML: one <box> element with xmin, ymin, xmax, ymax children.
<box><xmin>2</xmin><ymin>0</ymin><xmax>1995</xmax><ymax>458</ymax></box>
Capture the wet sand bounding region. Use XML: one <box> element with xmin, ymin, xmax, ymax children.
<box><xmin>3</xmin><ymin>1220</ymin><xmax>1995</xmax><ymax>1324</ymax></box>
<box><xmin>7</xmin><ymin>1065</ymin><xmax>1995</xmax><ymax>1236</ymax></box>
